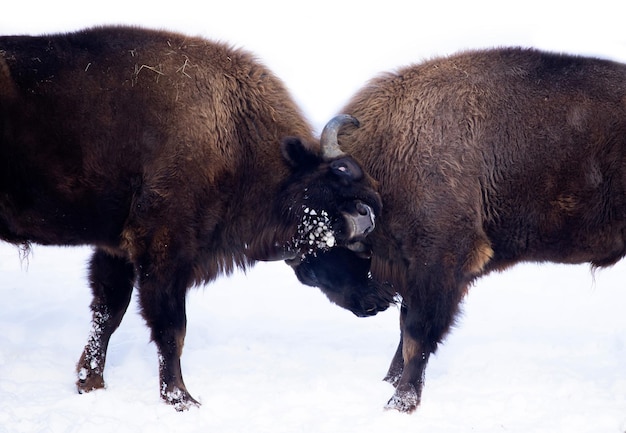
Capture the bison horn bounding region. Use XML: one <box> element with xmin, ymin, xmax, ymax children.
<box><xmin>320</xmin><ymin>114</ymin><xmax>360</xmax><ymax>159</ymax></box>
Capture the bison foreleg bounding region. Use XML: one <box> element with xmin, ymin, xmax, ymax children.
<box><xmin>155</xmin><ymin>327</ymin><xmax>200</xmax><ymax>411</ymax></box>
<box><xmin>77</xmin><ymin>250</ymin><xmax>134</xmax><ymax>394</ymax></box>
<box><xmin>137</xmin><ymin>257</ymin><xmax>199</xmax><ymax>411</ymax></box>
<box><xmin>384</xmin><ymin>331</ymin><xmax>430</xmax><ymax>413</ymax></box>
<box><xmin>383</xmin><ymin>304</ymin><xmax>406</xmax><ymax>386</ymax></box>
<box><xmin>384</xmin><ymin>302</ymin><xmax>430</xmax><ymax>413</ymax></box>
<box><xmin>383</xmin><ymin>339</ymin><xmax>404</xmax><ymax>387</ymax></box>
<box><xmin>385</xmin><ymin>278</ymin><xmax>465</xmax><ymax>413</ymax></box>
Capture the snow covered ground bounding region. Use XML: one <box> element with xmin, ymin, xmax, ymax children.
<box><xmin>1</xmin><ymin>1</ymin><xmax>626</xmax><ymax>432</ymax></box>
<box><xmin>2</xmin><ymin>243</ymin><xmax>626</xmax><ymax>433</ymax></box>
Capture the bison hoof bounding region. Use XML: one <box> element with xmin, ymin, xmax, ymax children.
<box><xmin>161</xmin><ymin>385</ymin><xmax>201</xmax><ymax>411</ymax></box>
<box><xmin>76</xmin><ymin>367</ymin><xmax>106</xmax><ymax>394</ymax></box>
<box><xmin>384</xmin><ymin>384</ymin><xmax>419</xmax><ymax>413</ymax></box>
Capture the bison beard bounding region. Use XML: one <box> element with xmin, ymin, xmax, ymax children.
<box><xmin>0</xmin><ymin>26</ymin><xmax>381</xmax><ymax>410</ymax></box>
<box><xmin>292</xmin><ymin>47</ymin><xmax>626</xmax><ymax>413</ymax></box>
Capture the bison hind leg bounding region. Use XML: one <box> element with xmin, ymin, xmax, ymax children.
<box><xmin>76</xmin><ymin>249</ymin><xmax>135</xmax><ymax>394</ymax></box>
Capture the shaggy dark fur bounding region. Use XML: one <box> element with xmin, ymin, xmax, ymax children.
<box><xmin>0</xmin><ymin>26</ymin><xmax>381</xmax><ymax>410</ymax></box>
<box><xmin>292</xmin><ymin>48</ymin><xmax>626</xmax><ymax>412</ymax></box>
<box><xmin>290</xmin><ymin>247</ymin><xmax>394</xmax><ymax>317</ymax></box>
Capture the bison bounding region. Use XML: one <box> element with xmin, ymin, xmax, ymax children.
<box><xmin>292</xmin><ymin>47</ymin><xmax>626</xmax><ymax>413</ymax></box>
<box><xmin>0</xmin><ymin>26</ymin><xmax>382</xmax><ymax>410</ymax></box>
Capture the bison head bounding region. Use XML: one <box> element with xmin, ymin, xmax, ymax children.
<box><xmin>288</xmin><ymin>246</ymin><xmax>395</xmax><ymax>317</ymax></box>
<box><xmin>278</xmin><ymin>115</ymin><xmax>382</xmax><ymax>262</ymax></box>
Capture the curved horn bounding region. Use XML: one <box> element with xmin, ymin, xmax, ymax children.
<box><xmin>320</xmin><ymin>114</ymin><xmax>360</xmax><ymax>159</ymax></box>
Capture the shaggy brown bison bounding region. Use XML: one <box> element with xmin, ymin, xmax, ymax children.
<box><xmin>0</xmin><ymin>26</ymin><xmax>381</xmax><ymax>410</ymax></box>
<box><xmin>292</xmin><ymin>47</ymin><xmax>626</xmax><ymax>412</ymax></box>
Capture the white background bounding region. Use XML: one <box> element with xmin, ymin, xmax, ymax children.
<box><xmin>1</xmin><ymin>1</ymin><xmax>626</xmax><ymax>432</ymax></box>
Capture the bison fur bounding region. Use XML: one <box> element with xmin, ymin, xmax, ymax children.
<box><xmin>0</xmin><ymin>26</ymin><xmax>381</xmax><ymax>410</ymax></box>
<box><xmin>292</xmin><ymin>47</ymin><xmax>626</xmax><ymax>412</ymax></box>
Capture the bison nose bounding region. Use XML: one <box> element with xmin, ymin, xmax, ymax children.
<box><xmin>345</xmin><ymin>201</ymin><xmax>375</xmax><ymax>241</ymax></box>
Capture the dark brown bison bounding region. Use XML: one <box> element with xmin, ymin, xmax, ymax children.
<box><xmin>0</xmin><ymin>26</ymin><xmax>381</xmax><ymax>410</ymax></box>
<box><xmin>292</xmin><ymin>47</ymin><xmax>626</xmax><ymax>413</ymax></box>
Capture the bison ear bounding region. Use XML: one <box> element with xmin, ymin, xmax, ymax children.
<box><xmin>281</xmin><ymin>137</ymin><xmax>322</xmax><ymax>169</ymax></box>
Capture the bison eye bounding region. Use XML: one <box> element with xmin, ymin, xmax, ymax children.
<box><xmin>331</xmin><ymin>158</ymin><xmax>363</xmax><ymax>181</ymax></box>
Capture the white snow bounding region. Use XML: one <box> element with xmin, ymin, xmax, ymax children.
<box><xmin>296</xmin><ymin>207</ymin><xmax>336</xmax><ymax>255</ymax></box>
<box><xmin>1</xmin><ymin>1</ymin><xmax>626</xmax><ymax>432</ymax></box>
<box><xmin>2</xmin><ymin>245</ymin><xmax>626</xmax><ymax>432</ymax></box>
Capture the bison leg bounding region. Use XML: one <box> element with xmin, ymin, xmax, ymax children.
<box><xmin>383</xmin><ymin>305</ymin><xmax>406</xmax><ymax>386</ymax></box>
<box><xmin>384</xmin><ymin>339</ymin><xmax>404</xmax><ymax>386</ymax></box>
<box><xmin>136</xmin><ymin>255</ymin><xmax>199</xmax><ymax>411</ymax></box>
<box><xmin>385</xmin><ymin>279</ymin><xmax>465</xmax><ymax>413</ymax></box>
<box><xmin>384</xmin><ymin>330</ymin><xmax>431</xmax><ymax>413</ymax></box>
<box><xmin>77</xmin><ymin>249</ymin><xmax>135</xmax><ymax>394</ymax></box>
